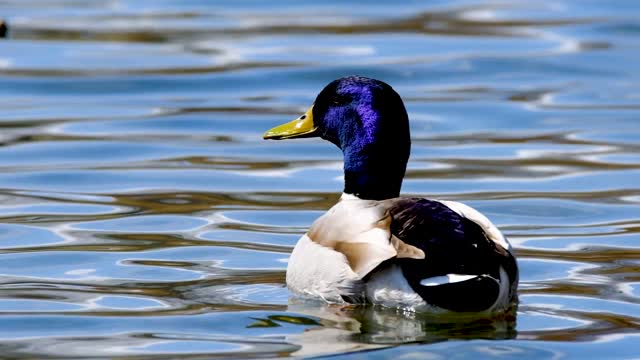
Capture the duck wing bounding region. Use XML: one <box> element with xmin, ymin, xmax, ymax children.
<box><xmin>383</xmin><ymin>198</ymin><xmax>518</xmax><ymax>312</ymax></box>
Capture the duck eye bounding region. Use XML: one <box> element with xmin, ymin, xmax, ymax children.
<box><xmin>332</xmin><ymin>94</ymin><xmax>350</xmax><ymax>106</ymax></box>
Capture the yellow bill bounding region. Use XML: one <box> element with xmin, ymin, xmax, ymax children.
<box><xmin>263</xmin><ymin>105</ymin><xmax>319</xmax><ymax>140</ymax></box>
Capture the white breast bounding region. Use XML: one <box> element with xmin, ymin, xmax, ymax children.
<box><xmin>286</xmin><ymin>234</ymin><xmax>359</xmax><ymax>303</ymax></box>
<box><xmin>286</xmin><ymin>197</ymin><xmax>398</xmax><ymax>302</ymax></box>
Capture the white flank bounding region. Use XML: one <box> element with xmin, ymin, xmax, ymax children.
<box><xmin>420</xmin><ymin>274</ymin><xmax>479</xmax><ymax>287</ymax></box>
<box><xmin>490</xmin><ymin>266</ymin><xmax>511</xmax><ymax>312</ymax></box>
<box><xmin>365</xmin><ymin>264</ymin><xmax>431</xmax><ymax>310</ymax></box>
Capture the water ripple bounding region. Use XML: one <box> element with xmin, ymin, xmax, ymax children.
<box><xmin>0</xmin><ymin>0</ymin><xmax>639</xmax><ymax>358</ymax></box>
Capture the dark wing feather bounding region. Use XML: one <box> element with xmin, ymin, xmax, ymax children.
<box><xmin>386</xmin><ymin>198</ymin><xmax>517</xmax><ymax>312</ymax></box>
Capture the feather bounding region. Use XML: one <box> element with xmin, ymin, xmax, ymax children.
<box><xmin>306</xmin><ymin>197</ymin><xmax>425</xmax><ymax>277</ymax></box>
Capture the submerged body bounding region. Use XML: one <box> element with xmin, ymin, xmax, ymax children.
<box><xmin>265</xmin><ymin>76</ymin><xmax>518</xmax><ymax>313</ymax></box>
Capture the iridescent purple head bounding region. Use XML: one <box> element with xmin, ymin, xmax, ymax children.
<box><xmin>312</xmin><ymin>76</ymin><xmax>410</xmax><ymax>199</ymax></box>
<box><xmin>264</xmin><ymin>76</ymin><xmax>411</xmax><ymax>200</ymax></box>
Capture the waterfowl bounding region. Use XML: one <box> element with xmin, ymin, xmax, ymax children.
<box><xmin>0</xmin><ymin>20</ymin><xmax>7</xmax><ymax>38</ymax></box>
<box><xmin>264</xmin><ymin>76</ymin><xmax>518</xmax><ymax>313</ymax></box>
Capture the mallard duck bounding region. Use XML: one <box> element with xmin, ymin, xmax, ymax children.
<box><xmin>264</xmin><ymin>76</ymin><xmax>518</xmax><ymax>313</ymax></box>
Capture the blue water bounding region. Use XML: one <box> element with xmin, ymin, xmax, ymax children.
<box><xmin>1</xmin><ymin>1</ymin><xmax>640</xmax><ymax>358</ymax></box>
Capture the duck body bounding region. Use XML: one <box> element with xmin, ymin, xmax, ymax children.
<box><xmin>265</xmin><ymin>76</ymin><xmax>518</xmax><ymax>313</ymax></box>
<box><xmin>286</xmin><ymin>195</ymin><xmax>517</xmax><ymax>313</ymax></box>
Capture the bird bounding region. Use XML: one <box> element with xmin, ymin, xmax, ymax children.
<box><xmin>0</xmin><ymin>20</ymin><xmax>7</xmax><ymax>38</ymax></box>
<box><xmin>263</xmin><ymin>76</ymin><xmax>518</xmax><ymax>313</ymax></box>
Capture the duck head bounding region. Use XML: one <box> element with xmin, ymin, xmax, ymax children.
<box><xmin>264</xmin><ymin>76</ymin><xmax>411</xmax><ymax>201</ymax></box>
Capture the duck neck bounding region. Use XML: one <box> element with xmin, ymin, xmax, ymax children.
<box><xmin>342</xmin><ymin>140</ymin><xmax>409</xmax><ymax>201</ymax></box>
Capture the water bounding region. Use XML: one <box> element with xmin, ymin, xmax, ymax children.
<box><xmin>1</xmin><ymin>0</ymin><xmax>639</xmax><ymax>358</ymax></box>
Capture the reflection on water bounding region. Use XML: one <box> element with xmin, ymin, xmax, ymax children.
<box><xmin>1</xmin><ymin>0</ymin><xmax>640</xmax><ymax>358</ymax></box>
<box><xmin>288</xmin><ymin>302</ymin><xmax>517</xmax><ymax>356</ymax></box>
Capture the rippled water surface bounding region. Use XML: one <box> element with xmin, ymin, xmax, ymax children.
<box><xmin>1</xmin><ymin>1</ymin><xmax>640</xmax><ymax>358</ymax></box>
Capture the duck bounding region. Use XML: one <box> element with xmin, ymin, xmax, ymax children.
<box><xmin>263</xmin><ymin>76</ymin><xmax>518</xmax><ymax>313</ymax></box>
